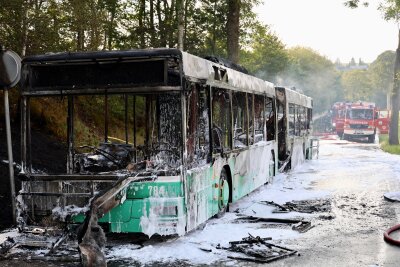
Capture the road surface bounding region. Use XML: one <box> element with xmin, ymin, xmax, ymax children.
<box><xmin>1</xmin><ymin>137</ymin><xmax>400</xmax><ymax>266</ymax></box>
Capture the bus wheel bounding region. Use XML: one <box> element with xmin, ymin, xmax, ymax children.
<box><xmin>217</xmin><ymin>168</ymin><xmax>230</xmax><ymax>217</ymax></box>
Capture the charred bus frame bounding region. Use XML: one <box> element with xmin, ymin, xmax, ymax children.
<box><xmin>18</xmin><ymin>49</ymin><xmax>313</xmax><ymax>236</ymax></box>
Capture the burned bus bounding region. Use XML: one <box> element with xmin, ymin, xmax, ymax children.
<box><xmin>17</xmin><ymin>49</ymin><xmax>314</xmax><ymax>237</ymax></box>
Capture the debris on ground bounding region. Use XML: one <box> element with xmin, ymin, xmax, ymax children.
<box><xmin>0</xmin><ymin>229</ymin><xmax>80</xmax><ymax>263</ymax></box>
<box><xmin>221</xmin><ymin>233</ymin><xmax>297</xmax><ymax>263</ymax></box>
<box><xmin>235</xmin><ymin>216</ymin><xmax>313</xmax><ymax>233</ymax></box>
<box><xmin>259</xmin><ymin>199</ymin><xmax>331</xmax><ymax>213</ymax></box>
<box><xmin>383</xmin><ymin>192</ymin><xmax>400</xmax><ymax>202</ymax></box>
<box><xmin>318</xmin><ymin>215</ymin><xmax>335</xmax><ymax>220</ymax></box>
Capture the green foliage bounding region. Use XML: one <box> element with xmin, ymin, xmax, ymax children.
<box><xmin>344</xmin><ymin>1</ymin><xmax>369</xmax><ymax>8</ymax></box>
<box><xmin>240</xmin><ymin>23</ymin><xmax>288</xmax><ymax>81</ymax></box>
<box><xmin>279</xmin><ymin>47</ymin><xmax>342</xmax><ymax>113</ymax></box>
<box><xmin>0</xmin><ymin>0</ymin><xmax>261</xmax><ymax>58</ymax></box>
<box><xmin>380</xmin><ymin>134</ymin><xmax>400</xmax><ymax>154</ymax></box>
<box><xmin>378</xmin><ymin>0</ymin><xmax>400</xmax><ymax>21</ymax></box>
<box><xmin>368</xmin><ymin>50</ymin><xmax>395</xmax><ymax>106</ymax></box>
<box><xmin>341</xmin><ymin>69</ymin><xmax>372</xmax><ymax>100</ymax></box>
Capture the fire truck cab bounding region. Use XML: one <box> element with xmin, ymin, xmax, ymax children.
<box><xmin>343</xmin><ymin>101</ymin><xmax>377</xmax><ymax>143</ymax></box>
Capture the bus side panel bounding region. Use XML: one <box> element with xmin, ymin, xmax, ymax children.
<box><xmin>231</xmin><ymin>142</ymin><xmax>273</xmax><ymax>202</ymax></box>
<box><xmin>185</xmin><ymin>164</ymin><xmax>217</xmax><ymax>232</ymax></box>
<box><xmin>291</xmin><ymin>138</ymin><xmax>305</xmax><ymax>170</ymax></box>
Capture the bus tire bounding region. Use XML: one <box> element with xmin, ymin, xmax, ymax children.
<box><xmin>216</xmin><ymin>168</ymin><xmax>230</xmax><ymax>217</ymax></box>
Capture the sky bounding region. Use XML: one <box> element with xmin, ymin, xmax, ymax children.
<box><xmin>255</xmin><ymin>0</ymin><xmax>398</xmax><ymax>63</ymax></box>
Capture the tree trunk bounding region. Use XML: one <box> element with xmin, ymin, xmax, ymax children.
<box><xmin>183</xmin><ymin>0</ymin><xmax>188</xmax><ymax>48</ymax></box>
<box><xmin>157</xmin><ymin>0</ymin><xmax>166</xmax><ymax>47</ymax></box>
<box><xmin>139</xmin><ymin>0</ymin><xmax>146</xmax><ymax>48</ymax></box>
<box><xmin>150</xmin><ymin>0</ymin><xmax>156</xmax><ymax>46</ymax></box>
<box><xmin>177</xmin><ymin>0</ymin><xmax>184</xmax><ymax>50</ymax></box>
<box><xmin>227</xmin><ymin>0</ymin><xmax>240</xmax><ymax>64</ymax></box>
<box><xmin>107</xmin><ymin>3</ymin><xmax>116</xmax><ymax>50</ymax></box>
<box><xmin>389</xmin><ymin>29</ymin><xmax>400</xmax><ymax>145</ymax></box>
<box><xmin>211</xmin><ymin>0</ymin><xmax>217</xmax><ymax>55</ymax></box>
<box><xmin>77</xmin><ymin>27</ymin><xmax>84</xmax><ymax>51</ymax></box>
<box><xmin>167</xmin><ymin>0</ymin><xmax>175</xmax><ymax>48</ymax></box>
<box><xmin>20</xmin><ymin>0</ymin><xmax>30</xmax><ymax>56</ymax></box>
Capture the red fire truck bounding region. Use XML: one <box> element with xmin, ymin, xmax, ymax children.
<box><xmin>375</xmin><ymin>109</ymin><xmax>390</xmax><ymax>134</ymax></box>
<box><xmin>330</xmin><ymin>102</ymin><xmax>347</xmax><ymax>137</ymax></box>
<box><xmin>343</xmin><ymin>101</ymin><xmax>377</xmax><ymax>143</ymax></box>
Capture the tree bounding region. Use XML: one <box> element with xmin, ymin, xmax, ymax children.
<box><xmin>341</xmin><ymin>69</ymin><xmax>372</xmax><ymax>101</ymax></box>
<box><xmin>346</xmin><ymin>0</ymin><xmax>400</xmax><ymax>144</ymax></box>
<box><xmin>240</xmin><ymin>23</ymin><xmax>288</xmax><ymax>81</ymax></box>
<box><xmin>177</xmin><ymin>0</ymin><xmax>185</xmax><ymax>50</ymax></box>
<box><xmin>280</xmin><ymin>47</ymin><xmax>341</xmax><ymax>113</ymax></box>
<box><xmin>227</xmin><ymin>0</ymin><xmax>240</xmax><ymax>63</ymax></box>
<box><xmin>368</xmin><ymin>50</ymin><xmax>395</xmax><ymax>108</ymax></box>
<box><xmin>349</xmin><ymin>57</ymin><xmax>356</xmax><ymax>67</ymax></box>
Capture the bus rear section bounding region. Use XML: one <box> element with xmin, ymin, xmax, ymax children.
<box><xmin>275</xmin><ymin>87</ymin><xmax>313</xmax><ymax>171</ymax></box>
<box><xmin>343</xmin><ymin>102</ymin><xmax>376</xmax><ymax>143</ymax></box>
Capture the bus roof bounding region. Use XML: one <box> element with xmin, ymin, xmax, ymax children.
<box><xmin>277</xmin><ymin>87</ymin><xmax>312</xmax><ymax>108</ymax></box>
<box><xmin>182</xmin><ymin>52</ymin><xmax>275</xmax><ymax>97</ymax></box>
<box><xmin>22</xmin><ymin>48</ymin><xmax>181</xmax><ymax>63</ymax></box>
<box><xmin>21</xmin><ymin>48</ymin><xmax>276</xmax><ymax>97</ymax></box>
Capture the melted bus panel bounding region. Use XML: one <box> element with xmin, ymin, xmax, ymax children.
<box><xmin>17</xmin><ymin>49</ymin><xmax>314</xmax><ymax>246</ymax></box>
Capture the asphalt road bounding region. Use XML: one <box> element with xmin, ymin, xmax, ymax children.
<box><xmin>266</xmin><ymin>138</ymin><xmax>400</xmax><ymax>267</ymax></box>
<box><xmin>2</xmin><ymin>137</ymin><xmax>400</xmax><ymax>266</ymax></box>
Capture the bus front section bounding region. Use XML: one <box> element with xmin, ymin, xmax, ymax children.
<box><xmin>18</xmin><ymin>49</ymin><xmax>187</xmax><ymax>236</ymax></box>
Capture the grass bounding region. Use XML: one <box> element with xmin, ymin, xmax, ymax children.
<box><xmin>379</xmin><ymin>134</ymin><xmax>400</xmax><ymax>155</ymax></box>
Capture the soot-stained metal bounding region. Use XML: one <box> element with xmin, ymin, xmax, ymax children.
<box><xmin>17</xmin><ymin>50</ymin><xmax>185</xmax><ymax>230</ymax></box>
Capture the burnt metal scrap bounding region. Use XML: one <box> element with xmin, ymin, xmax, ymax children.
<box><xmin>74</xmin><ymin>143</ymin><xmax>135</xmax><ymax>173</ymax></box>
<box><xmin>77</xmin><ymin>175</ymin><xmax>144</xmax><ymax>267</ymax></box>
<box><xmin>74</xmin><ymin>142</ymin><xmax>181</xmax><ymax>175</ymax></box>
<box><xmin>0</xmin><ymin>228</ymin><xmax>80</xmax><ymax>263</ymax></box>
<box><xmin>0</xmin><ymin>236</ymin><xmax>16</xmax><ymax>258</ymax></box>
<box><xmin>260</xmin><ymin>199</ymin><xmax>331</xmax><ymax>213</ymax></box>
<box><xmin>221</xmin><ymin>234</ymin><xmax>297</xmax><ymax>263</ymax></box>
<box><xmin>235</xmin><ymin>215</ymin><xmax>313</xmax><ymax>233</ymax></box>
